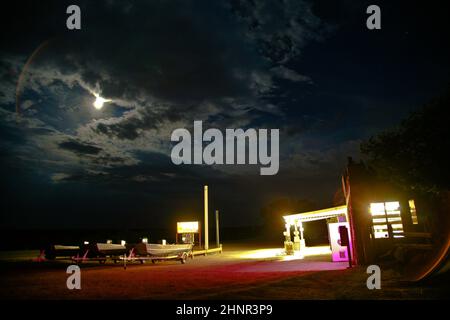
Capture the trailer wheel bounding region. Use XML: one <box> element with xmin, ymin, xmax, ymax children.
<box><xmin>151</xmin><ymin>259</ymin><xmax>156</xmax><ymax>264</ymax></box>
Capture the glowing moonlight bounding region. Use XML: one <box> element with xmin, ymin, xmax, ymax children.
<box><xmin>92</xmin><ymin>93</ymin><xmax>111</xmax><ymax>110</ymax></box>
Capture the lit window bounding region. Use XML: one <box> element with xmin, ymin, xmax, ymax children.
<box><xmin>409</xmin><ymin>200</ymin><xmax>419</xmax><ymax>225</ymax></box>
<box><xmin>385</xmin><ymin>201</ymin><xmax>400</xmax><ymax>211</ymax></box>
<box><xmin>370</xmin><ymin>201</ymin><xmax>404</xmax><ymax>238</ymax></box>
<box><xmin>370</xmin><ymin>203</ymin><xmax>385</xmax><ymax>215</ymax></box>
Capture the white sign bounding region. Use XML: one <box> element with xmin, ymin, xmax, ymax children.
<box><xmin>328</xmin><ymin>222</ymin><xmax>353</xmax><ymax>262</ymax></box>
<box><xmin>177</xmin><ymin>221</ymin><xmax>199</xmax><ymax>233</ymax></box>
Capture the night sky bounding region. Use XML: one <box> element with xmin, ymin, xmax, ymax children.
<box><xmin>1</xmin><ymin>0</ymin><xmax>449</xmax><ymax>229</ymax></box>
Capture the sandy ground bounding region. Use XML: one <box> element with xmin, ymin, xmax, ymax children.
<box><xmin>0</xmin><ymin>245</ymin><xmax>447</xmax><ymax>300</ymax></box>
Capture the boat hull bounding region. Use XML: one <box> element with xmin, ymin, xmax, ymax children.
<box><xmin>45</xmin><ymin>245</ymin><xmax>81</xmax><ymax>259</ymax></box>
<box><xmin>92</xmin><ymin>243</ymin><xmax>127</xmax><ymax>256</ymax></box>
<box><xmin>133</xmin><ymin>243</ymin><xmax>193</xmax><ymax>257</ymax></box>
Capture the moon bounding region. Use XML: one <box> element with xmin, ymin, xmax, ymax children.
<box><xmin>93</xmin><ymin>93</ymin><xmax>111</xmax><ymax>110</ymax></box>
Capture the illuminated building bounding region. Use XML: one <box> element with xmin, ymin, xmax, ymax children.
<box><xmin>283</xmin><ymin>158</ymin><xmax>430</xmax><ymax>265</ymax></box>
<box><xmin>342</xmin><ymin>158</ymin><xmax>429</xmax><ymax>264</ymax></box>
<box><xmin>283</xmin><ymin>205</ymin><xmax>351</xmax><ymax>262</ymax></box>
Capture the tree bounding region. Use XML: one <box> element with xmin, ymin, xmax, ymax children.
<box><xmin>361</xmin><ymin>89</ymin><xmax>450</xmax><ymax>195</ymax></box>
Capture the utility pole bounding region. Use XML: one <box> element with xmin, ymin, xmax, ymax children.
<box><xmin>215</xmin><ymin>210</ymin><xmax>220</xmax><ymax>248</ymax></box>
<box><xmin>204</xmin><ymin>185</ymin><xmax>209</xmax><ymax>251</ymax></box>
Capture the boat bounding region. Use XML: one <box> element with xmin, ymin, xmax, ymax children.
<box><xmin>69</xmin><ymin>243</ymin><xmax>127</xmax><ymax>264</ymax></box>
<box><xmin>133</xmin><ymin>243</ymin><xmax>193</xmax><ymax>257</ymax></box>
<box><xmin>92</xmin><ymin>243</ymin><xmax>127</xmax><ymax>256</ymax></box>
<box><xmin>125</xmin><ymin>243</ymin><xmax>193</xmax><ymax>265</ymax></box>
<box><xmin>45</xmin><ymin>244</ymin><xmax>81</xmax><ymax>260</ymax></box>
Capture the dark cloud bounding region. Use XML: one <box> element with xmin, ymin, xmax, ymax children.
<box><xmin>56</xmin><ymin>1</ymin><xmax>261</xmax><ymax>103</ymax></box>
<box><xmin>230</xmin><ymin>0</ymin><xmax>329</xmax><ymax>63</ymax></box>
<box><xmin>59</xmin><ymin>140</ymin><xmax>102</xmax><ymax>155</ymax></box>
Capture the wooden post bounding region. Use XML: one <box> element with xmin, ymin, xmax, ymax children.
<box><xmin>204</xmin><ymin>185</ymin><xmax>209</xmax><ymax>251</ymax></box>
<box><xmin>198</xmin><ymin>221</ymin><xmax>202</xmax><ymax>249</ymax></box>
<box><xmin>215</xmin><ymin>210</ymin><xmax>220</xmax><ymax>248</ymax></box>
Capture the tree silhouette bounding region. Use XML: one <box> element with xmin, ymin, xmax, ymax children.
<box><xmin>361</xmin><ymin>88</ymin><xmax>450</xmax><ymax>195</ymax></box>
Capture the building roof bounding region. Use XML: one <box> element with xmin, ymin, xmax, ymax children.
<box><xmin>283</xmin><ymin>205</ymin><xmax>348</xmax><ymax>224</ymax></box>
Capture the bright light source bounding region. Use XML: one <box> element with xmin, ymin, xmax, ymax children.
<box><xmin>409</xmin><ymin>199</ymin><xmax>419</xmax><ymax>225</ymax></box>
<box><xmin>142</xmin><ymin>237</ymin><xmax>148</xmax><ymax>243</ymax></box>
<box><xmin>284</xmin><ymin>205</ymin><xmax>347</xmax><ymax>223</ymax></box>
<box><xmin>84</xmin><ymin>241</ymin><xmax>89</xmax><ymax>245</ymax></box>
<box><xmin>370</xmin><ymin>201</ymin><xmax>404</xmax><ymax>238</ymax></box>
<box><xmin>177</xmin><ymin>221</ymin><xmax>199</xmax><ymax>233</ymax></box>
<box><xmin>385</xmin><ymin>201</ymin><xmax>400</xmax><ymax>211</ymax></box>
<box><xmin>370</xmin><ymin>203</ymin><xmax>385</xmax><ymax>216</ymax></box>
<box><xmin>92</xmin><ymin>92</ymin><xmax>111</xmax><ymax>110</ymax></box>
<box><xmin>121</xmin><ymin>240</ymin><xmax>126</xmax><ymax>246</ymax></box>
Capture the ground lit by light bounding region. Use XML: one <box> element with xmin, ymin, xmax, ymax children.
<box><xmin>236</xmin><ymin>246</ymin><xmax>332</xmax><ymax>261</ymax></box>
